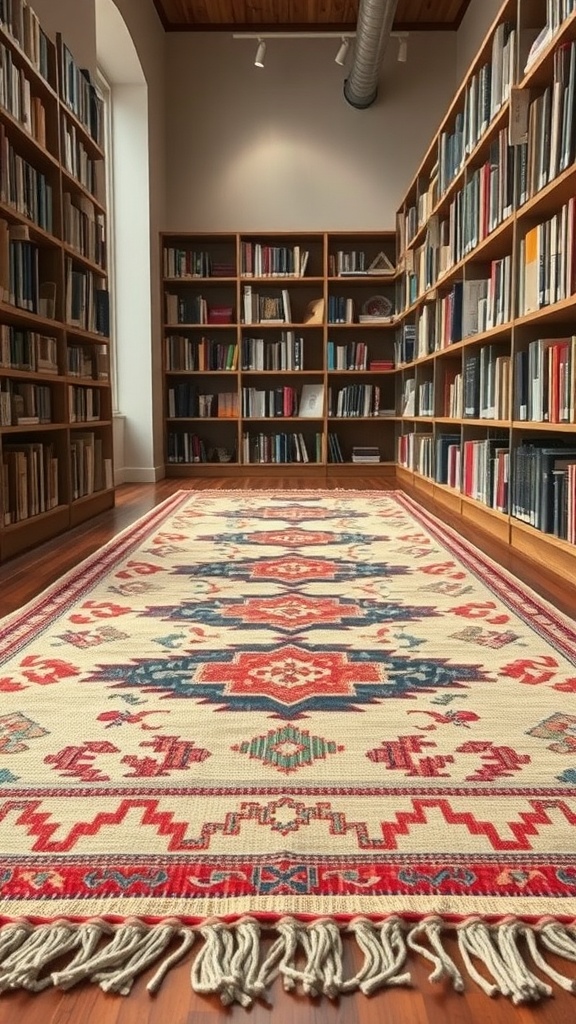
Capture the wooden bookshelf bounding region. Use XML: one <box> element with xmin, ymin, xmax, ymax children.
<box><xmin>159</xmin><ymin>231</ymin><xmax>398</xmax><ymax>476</ymax></box>
<box><xmin>0</xmin><ymin>8</ymin><xmax>113</xmax><ymax>562</ymax></box>
<box><xmin>395</xmin><ymin>0</ymin><xmax>576</xmax><ymax>573</ymax></box>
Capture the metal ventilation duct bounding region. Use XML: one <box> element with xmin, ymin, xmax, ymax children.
<box><xmin>344</xmin><ymin>0</ymin><xmax>399</xmax><ymax>109</ymax></box>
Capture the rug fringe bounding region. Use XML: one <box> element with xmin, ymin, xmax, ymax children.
<box><xmin>0</xmin><ymin>916</ymin><xmax>575</xmax><ymax>1003</ymax></box>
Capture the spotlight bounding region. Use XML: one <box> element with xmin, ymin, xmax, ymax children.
<box><xmin>254</xmin><ymin>38</ymin><xmax>266</xmax><ymax>67</ymax></box>
<box><xmin>335</xmin><ymin>36</ymin><xmax>350</xmax><ymax>66</ymax></box>
<box><xmin>397</xmin><ymin>34</ymin><xmax>408</xmax><ymax>63</ymax></box>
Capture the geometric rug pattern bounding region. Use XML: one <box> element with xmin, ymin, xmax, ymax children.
<box><xmin>1</xmin><ymin>489</ymin><xmax>576</xmax><ymax>1002</ymax></box>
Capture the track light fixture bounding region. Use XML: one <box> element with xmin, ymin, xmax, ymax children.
<box><xmin>334</xmin><ymin>36</ymin><xmax>350</xmax><ymax>66</ymax></box>
<box><xmin>254</xmin><ymin>38</ymin><xmax>266</xmax><ymax>67</ymax></box>
<box><xmin>234</xmin><ymin>32</ymin><xmax>357</xmax><ymax>69</ymax></box>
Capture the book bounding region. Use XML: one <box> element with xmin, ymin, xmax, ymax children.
<box><xmin>298</xmin><ymin>384</ymin><xmax>324</xmax><ymax>418</ymax></box>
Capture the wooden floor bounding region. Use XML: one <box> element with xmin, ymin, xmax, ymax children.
<box><xmin>0</xmin><ymin>477</ymin><xmax>575</xmax><ymax>1023</ymax></box>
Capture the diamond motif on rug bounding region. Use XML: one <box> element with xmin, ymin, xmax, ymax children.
<box><xmin>232</xmin><ymin>723</ymin><xmax>344</xmax><ymax>773</ymax></box>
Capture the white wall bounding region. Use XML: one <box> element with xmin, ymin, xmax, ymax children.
<box><xmin>102</xmin><ymin>0</ymin><xmax>166</xmax><ymax>479</ymax></box>
<box><xmin>164</xmin><ymin>31</ymin><xmax>457</xmax><ymax>231</ymax></box>
<box><xmin>456</xmin><ymin>0</ymin><xmax>503</xmax><ymax>81</ymax></box>
<box><xmin>32</xmin><ymin>0</ymin><xmax>166</xmax><ymax>480</ymax></box>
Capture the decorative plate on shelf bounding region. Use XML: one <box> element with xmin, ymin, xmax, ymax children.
<box><xmin>362</xmin><ymin>294</ymin><xmax>393</xmax><ymax>318</ymax></box>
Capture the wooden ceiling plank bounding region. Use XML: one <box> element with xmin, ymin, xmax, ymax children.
<box><xmin>154</xmin><ymin>0</ymin><xmax>470</xmax><ymax>30</ymax></box>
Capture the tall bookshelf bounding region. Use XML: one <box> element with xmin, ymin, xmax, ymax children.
<box><xmin>395</xmin><ymin>0</ymin><xmax>576</xmax><ymax>579</ymax></box>
<box><xmin>0</xmin><ymin>7</ymin><xmax>113</xmax><ymax>563</ymax></box>
<box><xmin>160</xmin><ymin>231</ymin><xmax>398</xmax><ymax>477</ymax></box>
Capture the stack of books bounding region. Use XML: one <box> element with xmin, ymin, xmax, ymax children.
<box><xmin>352</xmin><ymin>446</ymin><xmax>381</xmax><ymax>463</ymax></box>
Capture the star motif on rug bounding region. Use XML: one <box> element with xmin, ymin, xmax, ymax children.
<box><xmin>232</xmin><ymin>723</ymin><xmax>344</xmax><ymax>773</ymax></box>
<box><xmin>220</xmin><ymin>594</ymin><xmax>360</xmax><ymax>630</ymax></box>
<box><xmin>199</xmin><ymin>646</ymin><xmax>379</xmax><ymax>706</ymax></box>
<box><xmin>88</xmin><ymin>643</ymin><xmax>489</xmax><ymax>718</ymax></box>
<box><xmin>171</xmin><ymin>556</ymin><xmax>411</xmax><ymax>584</ymax></box>
<box><xmin>142</xmin><ymin>595</ymin><xmax>440</xmax><ymax>633</ymax></box>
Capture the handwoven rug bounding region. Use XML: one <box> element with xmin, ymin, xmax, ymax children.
<box><xmin>1</xmin><ymin>488</ymin><xmax>576</xmax><ymax>1005</ymax></box>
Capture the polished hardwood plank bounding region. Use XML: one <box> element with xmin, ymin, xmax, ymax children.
<box><xmin>0</xmin><ymin>477</ymin><xmax>575</xmax><ymax>1022</ymax></box>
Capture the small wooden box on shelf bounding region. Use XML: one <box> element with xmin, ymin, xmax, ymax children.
<box><xmin>159</xmin><ymin>231</ymin><xmax>398</xmax><ymax>478</ymax></box>
<box><xmin>395</xmin><ymin>0</ymin><xmax>576</xmax><ymax>575</ymax></box>
<box><xmin>0</xmin><ymin>8</ymin><xmax>113</xmax><ymax>563</ymax></box>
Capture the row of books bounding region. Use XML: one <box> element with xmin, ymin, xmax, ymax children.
<box><xmin>398</xmin><ymin>431</ymin><xmax>509</xmax><ymax>512</ymax></box>
<box><xmin>0</xmin><ymin>125</ymin><xmax>52</xmax><ymax>231</ymax></box>
<box><xmin>242</xmin><ymin>431</ymin><xmax>321</xmax><ymax>465</ymax></box>
<box><xmin>163</xmin><ymin>248</ymin><xmax>231</xmax><ymax>279</ymax></box>
<box><xmin>524</xmin><ymin>1</ymin><xmax>576</xmax><ymax>73</ymax></box>
<box><xmin>242</xmin><ymin>285</ymin><xmax>291</xmax><ymax>325</ymax></box>
<box><xmin>70</xmin><ymin>431</ymin><xmax>112</xmax><ymax>499</ymax></box>
<box><xmin>241</xmin><ymin>386</ymin><xmax>301</xmax><ymax>419</ymax></box>
<box><xmin>59</xmin><ymin>41</ymin><xmax>103</xmax><ymax>145</ymax></box>
<box><xmin>0</xmin><ymin>39</ymin><xmax>46</xmax><ymax>143</ymax></box>
<box><xmin>328</xmin><ymin>250</ymin><xmax>395</xmax><ymax>277</ymax></box>
<box><xmin>520</xmin><ymin>198</ymin><xmax>576</xmax><ymax>315</ymax></box>
<box><xmin>519</xmin><ymin>41</ymin><xmax>576</xmax><ymax>206</ymax></box>
<box><xmin>0</xmin><ymin>377</ymin><xmax>51</xmax><ymax>424</ymax></box>
<box><xmin>400</xmin><ymin>433</ymin><xmax>576</xmax><ymax>543</ymax></box>
<box><xmin>0</xmin><ymin>224</ymin><xmax>40</xmax><ymax>311</ymax></box>
<box><xmin>459</xmin><ymin>348</ymin><xmax>511</xmax><ymax>420</ymax></box>
<box><xmin>328</xmin><ymin>382</ymin><xmax>386</xmax><ymax>419</ymax></box>
<box><xmin>395</xmin><ymin>324</ymin><xmax>415</xmax><ymax>365</ymax></box>
<box><xmin>2</xmin><ymin>439</ymin><xmax>58</xmax><ymax>523</ymax></box>
<box><xmin>65</xmin><ymin>259</ymin><xmax>109</xmax><ymax>336</ymax></box>
<box><xmin>515</xmin><ymin>337</ymin><xmax>576</xmax><ymax>424</ymax></box>
<box><xmin>67</xmin><ymin>342</ymin><xmax>108</xmax><ymax>380</ymax></box>
<box><xmin>435</xmin><ymin>433</ymin><xmax>462</xmax><ymax>487</ymax></box>
<box><xmin>63</xmin><ymin>192</ymin><xmax>106</xmax><ymax>268</ymax></box>
<box><xmin>60</xmin><ymin>116</ymin><xmax>97</xmax><ymax>196</ymax></box>
<box><xmin>438</xmin><ymin>22</ymin><xmax>515</xmax><ymax>199</ymax></box>
<box><xmin>327</xmin><ymin>340</ymin><xmax>373</xmax><ymax>371</ymax></box>
<box><xmin>461</xmin><ymin>437</ymin><xmax>509</xmax><ymax>511</ymax></box>
<box><xmin>456</xmin><ymin>259</ymin><xmax>511</xmax><ymax>342</ymax></box>
<box><xmin>0</xmin><ymin>326</ymin><xmax>57</xmax><ymax>372</ymax></box>
<box><xmin>412</xmin><ymin>135</ymin><xmax>514</xmax><ymax>302</ymax></box>
<box><xmin>512</xmin><ymin>441</ymin><xmax>576</xmax><ymax>538</ymax></box>
<box><xmin>242</xmin><ymin>332</ymin><xmax>303</xmax><ymax>371</ymax></box>
<box><xmin>240</xmin><ymin>243</ymin><xmax>310</xmax><ymax>278</ymax></box>
<box><xmin>166</xmin><ymin>431</ymin><xmax>208</xmax><ymax>463</ymax></box>
<box><xmin>69</xmin><ymin>384</ymin><xmax>103</xmax><ymax>423</ymax></box>
<box><xmin>165</xmin><ymin>335</ymin><xmax>238</xmax><ymax>372</ymax></box>
<box><xmin>166</xmin><ymin>293</ymin><xmax>211</xmax><ymax>325</ymax></box>
<box><xmin>166</xmin><ymin>385</ymin><xmax>238</xmax><ymax>419</ymax></box>
<box><xmin>397</xmin><ymin>431</ymin><xmax>433</xmax><ymax>477</ymax></box>
<box><xmin>0</xmin><ymin>0</ymin><xmax>50</xmax><ymax>83</ymax></box>
<box><xmin>405</xmin><ymin>20</ymin><xmax>516</xmax><ymax>242</ymax></box>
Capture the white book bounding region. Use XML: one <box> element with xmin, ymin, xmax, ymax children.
<box><xmin>298</xmin><ymin>384</ymin><xmax>324</xmax><ymax>418</ymax></box>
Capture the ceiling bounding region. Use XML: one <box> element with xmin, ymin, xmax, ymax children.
<box><xmin>152</xmin><ymin>0</ymin><xmax>472</xmax><ymax>33</ymax></box>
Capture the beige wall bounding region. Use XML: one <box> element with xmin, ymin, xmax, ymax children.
<box><xmin>164</xmin><ymin>31</ymin><xmax>457</xmax><ymax>232</ymax></box>
<box><xmin>32</xmin><ymin>0</ymin><xmax>97</xmax><ymax>69</ymax></box>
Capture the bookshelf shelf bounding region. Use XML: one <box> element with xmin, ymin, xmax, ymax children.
<box><xmin>395</xmin><ymin>0</ymin><xmax>576</xmax><ymax>568</ymax></box>
<box><xmin>160</xmin><ymin>231</ymin><xmax>397</xmax><ymax>475</ymax></box>
<box><xmin>0</xmin><ymin>10</ymin><xmax>113</xmax><ymax>563</ymax></box>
